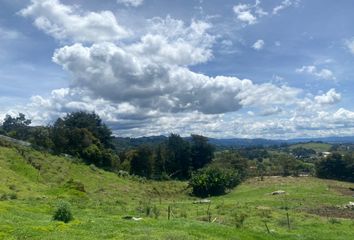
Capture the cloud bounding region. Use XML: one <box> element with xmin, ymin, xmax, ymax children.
<box><xmin>20</xmin><ymin>0</ymin><xmax>130</xmax><ymax>43</ymax></box>
<box><xmin>233</xmin><ymin>1</ymin><xmax>267</xmax><ymax>25</ymax></box>
<box><xmin>296</xmin><ymin>65</ymin><xmax>336</xmax><ymax>80</ymax></box>
<box><xmin>260</xmin><ymin>106</ymin><xmax>282</xmax><ymax>116</ymax></box>
<box><xmin>138</xmin><ymin>16</ymin><xmax>215</xmax><ymax>65</ymax></box>
<box><xmin>314</xmin><ymin>89</ymin><xmax>341</xmax><ymax>105</ymax></box>
<box><xmin>233</xmin><ymin>4</ymin><xmax>257</xmax><ymax>25</ymax></box>
<box><xmin>345</xmin><ymin>38</ymin><xmax>354</xmax><ymax>55</ymax></box>
<box><xmin>20</xmin><ymin>8</ymin><xmax>302</xmax><ymax>131</ymax></box>
<box><xmin>4</xmin><ymin>86</ymin><xmax>353</xmax><ymax>139</ymax></box>
<box><xmin>52</xmin><ymin>41</ymin><xmax>300</xmax><ymax>115</ymax></box>
<box><xmin>252</xmin><ymin>39</ymin><xmax>265</xmax><ymax>50</ymax></box>
<box><xmin>273</xmin><ymin>0</ymin><xmax>299</xmax><ymax>15</ymax></box>
<box><xmin>233</xmin><ymin>0</ymin><xmax>299</xmax><ymax>26</ymax></box>
<box><xmin>14</xmin><ymin>0</ymin><xmax>354</xmax><ymax>139</ymax></box>
<box><xmin>117</xmin><ymin>0</ymin><xmax>144</xmax><ymax>7</ymax></box>
<box><xmin>0</xmin><ymin>27</ymin><xmax>22</xmax><ymax>40</ymax></box>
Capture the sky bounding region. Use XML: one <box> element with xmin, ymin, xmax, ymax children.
<box><xmin>1</xmin><ymin>0</ymin><xmax>354</xmax><ymax>139</ymax></box>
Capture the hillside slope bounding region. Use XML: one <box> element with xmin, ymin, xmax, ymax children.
<box><xmin>0</xmin><ymin>142</ymin><xmax>353</xmax><ymax>239</ymax></box>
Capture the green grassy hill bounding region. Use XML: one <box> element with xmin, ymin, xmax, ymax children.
<box><xmin>288</xmin><ymin>142</ymin><xmax>332</xmax><ymax>152</ymax></box>
<box><xmin>0</xmin><ymin>142</ymin><xmax>353</xmax><ymax>240</ymax></box>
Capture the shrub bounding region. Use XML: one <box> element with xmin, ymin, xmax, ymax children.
<box><xmin>53</xmin><ymin>201</ymin><xmax>73</xmax><ymax>223</ymax></box>
<box><xmin>152</xmin><ymin>205</ymin><xmax>160</xmax><ymax>219</ymax></box>
<box><xmin>189</xmin><ymin>167</ymin><xmax>241</xmax><ymax>197</ymax></box>
<box><xmin>232</xmin><ymin>212</ymin><xmax>248</xmax><ymax>228</ymax></box>
<box><xmin>8</xmin><ymin>192</ymin><xmax>17</xmax><ymax>200</ymax></box>
<box><xmin>64</xmin><ymin>179</ymin><xmax>86</xmax><ymax>192</ymax></box>
<box><xmin>0</xmin><ymin>192</ymin><xmax>17</xmax><ymax>201</ymax></box>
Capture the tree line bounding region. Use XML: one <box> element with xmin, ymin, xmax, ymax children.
<box><xmin>3</xmin><ymin>112</ymin><xmax>351</xmax><ymax>197</ymax></box>
<box><xmin>0</xmin><ymin>112</ymin><xmax>118</xmax><ymax>169</ymax></box>
<box><xmin>0</xmin><ymin>112</ymin><xmax>249</xmax><ymax>196</ymax></box>
<box><xmin>316</xmin><ymin>153</ymin><xmax>354</xmax><ymax>182</ymax></box>
<box><xmin>0</xmin><ymin>113</ymin><xmax>218</xmax><ymax>179</ymax></box>
<box><xmin>119</xmin><ymin>134</ymin><xmax>214</xmax><ymax>180</ymax></box>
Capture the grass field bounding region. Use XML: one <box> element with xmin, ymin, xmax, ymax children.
<box><xmin>288</xmin><ymin>142</ymin><xmax>332</xmax><ymax>153</ymax></box>
<box><xmin>0</xmin><ymin>145</ymin><xmax>353</xmax><ymax>240</ymax></box>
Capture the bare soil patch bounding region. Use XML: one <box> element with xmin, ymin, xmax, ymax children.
<box><xmin>305</xmin><ymin>206</ymin><xmax>354</xmax><ymax>219</ymax></box>
<box><xmin>328</xmin><ymin>184</ymin><xmax>354</xmax><ymax>196</ymax></box>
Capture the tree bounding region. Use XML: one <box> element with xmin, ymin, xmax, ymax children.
<box><xmin>191</xmin><ymin>135</ymin><xmax>214</xmax><ymax>170</ymax></box>
<box><xmin>256</xmin><ymin>158</ymin><xmax>266</xmax><ymax>181</ymax></box>
<box><xmin>130</xmin><ymin>145</ymin><xmax>154</xmax><ymax>178</ymax></box>
<box><xmin>50</xmin><ymin>112</ymin><xmax>118</xmax><ymax>169</ymax></box>
<box><xmin>291</xmin><ymin>147</ymin><xmax>316</xmax><ymax>159</ymax></box>
<box><xmin>61</xmin><ymin>111</ymin><xmax>113</xmax><ymax>148</ymax></box>
<box><xmin>51</xmin><ymin>118</ymin><xmax>70</xmax><ymax>154</ymax></box>
<box><xmin>153</xmin><ymin>143</ymin><xmax>167</xmax><ymax>179</ymax></box>
<box><xmin>212</xmin><ymin>151</ymin><xmax>249</xmax><ymax>181</ymax></box>
<box><xmin>272</xmin><ymin>155</ymin><xmax>299</xmax><ymax>177</ymax></box>
<box><xmin>2</xmin><ymin>113</ymin><xmax>31</xmax><ymax>140</ymax></box>
<box><xmin>68</xmin><ymin>128</ymin><xmax>98</xmax><ymax>155</ymax></box>
<box><xmin>316</xmin><ymin>153</ymin><xmax>352</xmax><ymax>181</ymax></box>
<box><xmin>165</xmin><ymin>134</ymin><xmax>191</xmax><ymax>179</ymax></box>
<box><xmin>31</xmin><ymin>126</ymin><xmax>53</xmax><ymax>149</ymax></box>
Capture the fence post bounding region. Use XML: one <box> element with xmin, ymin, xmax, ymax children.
<box><xmin>168</xmin><ymin>205</ymin><xmax>171</xmax><ymax>220</ymax></box>
<box><xmin>286</xmin><ymin>212</ymin><xmax>290</xmax><ymax>230</ymax></box>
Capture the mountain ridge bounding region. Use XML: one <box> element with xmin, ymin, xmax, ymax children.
<box><xmin>112</xmin><ymin>135</ymin><xmax>354</xmax><ymax>150</ymax></box>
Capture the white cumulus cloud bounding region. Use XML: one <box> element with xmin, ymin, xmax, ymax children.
<box><xmin>314</xmin><ymin>89</ymin><xmax>341</xmax><ymax>105</ymax></box>
<box><xmin>12</xmin><ymin>0</ymin><xmax>354</xmax><ymax>139</ymax></box>
<box><xmin>233</xmin><ymin>4</ymin><xmax>258</xmax><ymax>25</ymax></box>
<box><xmin>296</xmin><ymin>65</ymin><xmax>336</xmax><ymax>80</ymax></box>
<box><xmin>20</xmin><ymin>0</ymin><xmax>130</xmax><ymax>43</ymax></box>
<box><xmin>345</xmin><ymin>38</ymin><xmax>354</xmax><ymax>55</ymax></box>
<box><xmin>233</xmin><ymin>1</ymin><xmax>268</xmax><ymax>25</ymax></box>
<box><xmin>117</xmin><ymin>0</ymin><xmax>144</xmax><ymax>7</ymax></box>
<box><xmin>273</xmin><ymin>0</ymin><xmax>299</xmax><ymax>15</ymax></box>
<box><xmin>52</xmin><ymin>41</ymin><xmax>300</xmax><ymax>115</ymax></box>
<box><xmin>252</xmin><ymin>39</ymin><xmax>265</xmax><ymax>50</ymax></box>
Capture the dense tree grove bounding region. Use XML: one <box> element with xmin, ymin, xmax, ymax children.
<box><xmin>50</xmin><ymin>112</ymin><xmax>117</xmax><ymax>168</ymax></box>
<box><xmin>2</xmin><ymin>113</ymin><xmax>31</xmax><ymax>140</ymax></box>
<box><xmin>164</xmin><ymin>134</ymin><xmax>192</xmax><ymax>179</ymax></box>
<box><xmin>291</xmin><ymin>147</ymin><xmax>316</xmax><ymax>159</ymax></box>
<box><xmin>125</xmin><ymin>134</ymin><xmax>215</xmax><ymax>180</ymax></box>
<box><xmin>1</xmin><ymin>112</ymin><xmax>117</xmax><ymax>169</ymax></box>
<box><xmin>0</xmin><ymin>112</ymin><xmax>217</xmax><ymax>182</ymax></box>
<box><xmin>129</xmin><ymin>145</ymin><xmax>154</xmax><ymax>178</ymax></box>
<box><xmin>316</xmin><ymin>153</ymin><xmax>354</xmax><ymax>182</ymax></box>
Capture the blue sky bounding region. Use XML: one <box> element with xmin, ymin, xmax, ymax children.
<box><xmin>1</xmin><ymin>0</ymin><xmax>354</xmax><ymax>139</ymax></box>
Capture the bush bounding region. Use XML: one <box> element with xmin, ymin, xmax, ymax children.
<box><xmin>64</xmin><ymin>179</ymin><xmax>86</xmax><ymax>192</ymax></box>
<box><xmin>232</xmin><ymin>212</ymin><xmax>248</xmax><ymax>228</ymax></box>
<box><xmin>53</xmin><ymin>201</ymin><xmax>73</xmax><ymax>223</ymax></box>
<box><xmin>0</xmin><ymin>192</ymin><xmax>17</xmax><ymax>201</ymax></box>
<box><xmin>189</xmin><ymin>167</ymin><xmax>241</xmax><ymax>197</ymax></box>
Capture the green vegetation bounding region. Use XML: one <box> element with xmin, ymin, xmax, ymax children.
<box><xmin>1</xmin><ymin>112</ymin><xmax>354</xmax><ymax>239</ymax></box>
<box><xmin>289</xmin><ymin>142</ymin><xmax>332</xmax><ymax>153</ymax></box>
<box><xmin>52</xmin><ymin>201</ymin><xmax>73</xmax><ymax>223</ymax></box>
<box><xmin>316</xmin><ymin>153</ymin><xmax>354</xmax><ymax>182</ymax></box>
<box><xmin>0</xmin><ymin>141</ymin><xmax>353</xmax><ymax>239</ymax></box>
<box><xmin>1</xmin><ymin>113</ymin><xmax>215</xmax><ymax>182</ymax></box>
<box><xmin>189</xmin><ymin>167</ymin><xmax>240</xmax><ymax>197</ymax></box>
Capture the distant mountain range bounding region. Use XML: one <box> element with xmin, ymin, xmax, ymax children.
<box><xmin>112</xmin><ymin>135</ymin><xmax>354</xmax><ymax>150</ymax></box>
<box><xmin>209</xmin><ymin>136</ymin><xmax>354</xmax><ymax>147</ymax></box>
